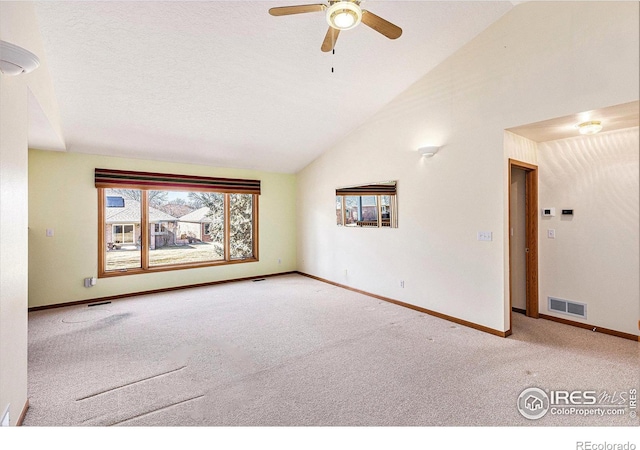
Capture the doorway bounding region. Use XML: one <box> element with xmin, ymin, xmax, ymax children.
<box><xmin>508</xmin><ymin>159</ymin><xmax>538</xmax><ymax>334</ymax></box>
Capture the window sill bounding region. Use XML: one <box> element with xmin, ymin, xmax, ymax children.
<box><xmin>98</xmin><ymin>257</ymin><xmax>259</xmax><ymax>278</ymax></box>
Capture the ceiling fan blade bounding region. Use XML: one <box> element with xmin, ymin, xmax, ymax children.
<box><xmin>361</xmin><ymin>10</ymin><xmax>402</xmax><ymax>40</ymax></box>
<box><xmin>269</xmin><ymin>4</ymin><xmax>327</xmax><ymax>16</ymax></box>
<box><xmin>321</xmin><ymin>26</ymin><xmax>340</xmax><ymax>52</ymax></box>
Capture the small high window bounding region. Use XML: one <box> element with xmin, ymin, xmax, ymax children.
<box><xmin>336</xmin><ymin>181</ymin><xmax>397</xmax><ymax>228</ymax></box>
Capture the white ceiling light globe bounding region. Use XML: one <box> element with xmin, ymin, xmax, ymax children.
<box><xmin>326</xmin><ymin>2</ymin><xmax>362</xmax><ymax>31</ymax></box>
<box><xmin>333</xmin><ymin>12</ymin><xmax>355</xmax><ymax>28</ymax></box>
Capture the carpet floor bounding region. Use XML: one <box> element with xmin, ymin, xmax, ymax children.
<box><xmin>24</xmin><ymin>274</ymin><xmax>639</xmax><ymax>426</ymax></box>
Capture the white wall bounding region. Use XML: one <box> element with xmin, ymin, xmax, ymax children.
<box><xmin>0</xmin><ymin>74</ymin><xmax>29</xmax><ymax>427</ymax></box>
<box><xmin>504</xmin><ymin>131</ymin><xmax>538</xmax><ymax>166</ymax></box>
<box><xmin>0</xmin><ymin>1</ymin><xmax>63</xmax><ymax>425</ymax></box>
<box><xmin>538</xmin><ymin>127</ymin><xmax>639</xmax><ymax>335</ymax></box>
<box><xmin>297</xmin><ymin>2</ymin><xmax>639</xmax><ymax>334</ymax></box>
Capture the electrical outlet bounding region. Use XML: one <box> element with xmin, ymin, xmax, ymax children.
<box><xmin>46</xmin><ymin>228</ymin><xmax>54</xmax><ymax>237</ymax></box>
<box><xmin>400</xmin><ymin>280</ymin><xmax>405</xmax><ymax>288</ymax></box>
<box><xmin>278</xmin><ymin>258</ymin><xmax>281</xmax><ymax>265</ymax></box>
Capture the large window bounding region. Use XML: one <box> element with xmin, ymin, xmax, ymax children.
<box><xmin>336</xmin><ymin>181</ymin><xmax>397</xmax><ymax>228</ymax></box>
<box><xmin>97</xmin><ymin>169</ymin><xmax>260</xmax><ymax>277</ymax></box>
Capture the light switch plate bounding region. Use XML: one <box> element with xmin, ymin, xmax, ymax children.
<box><xmin>548</xmin><ymin>229</ymin><xmax>556</xmax><ymax>239</ymax></box>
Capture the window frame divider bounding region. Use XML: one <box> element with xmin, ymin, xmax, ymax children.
<box><xmin>224</xmin><ymin>193</ymin><xmax>231</xmax><ymax>261</ymax></box>
<box><xmin>141</xmin><ymin>190</ymin><xmax>150</xmax><ymax>269</ymax></box>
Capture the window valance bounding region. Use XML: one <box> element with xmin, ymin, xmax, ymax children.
<box><xmin>335</xmin><ymin>182</ymin><xmax>396</xmax><ymax>196</ymax></box>
<box><xmin>95</xmin><ymin>168</ymin><xmax>261</xmax><ymax>195</ymax></box>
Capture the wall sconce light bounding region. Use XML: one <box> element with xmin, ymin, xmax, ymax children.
<box><xmin>576</xmin><ymin>121</ymin><xmax>603</xmax><ymax>135</ymax></box>
<box><xmin>418</xmin><ymin>146</ymin><xmax>440</xmax><ymax>157</ymax></box>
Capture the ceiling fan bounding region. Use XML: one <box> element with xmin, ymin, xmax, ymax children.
<box><xmin>268</xmin><ymin>0</ymin><xmax>402</xmax><ymax>52</ymax></box>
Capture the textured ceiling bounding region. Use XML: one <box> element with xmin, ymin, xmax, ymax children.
<box><xmin>33</xmin><ymin>1</ymin><xmax>513</xmax><ymax>173</ymax></box>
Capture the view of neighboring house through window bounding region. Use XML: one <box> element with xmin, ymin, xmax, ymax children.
<box><xmin>344</xmin><ymin>195</ymin><xmax>378</xmax><ymax>226</ymax></box>
<box><xmin>336</xmin><ymin>181</ymin><xmax>397</xmax><ymax>228</ymax></box>
<box><xmin>147</xmin><ymin>190</ymin><xmax>224</xmax><ymax>267</ymax></box>
<box><xmin>380</xmin><ymin>195</ymin><xmax>392</xmax><ymax>223</ymax></box>
<box><xmin>98</xmin><ymin>169</ymin><xmax>260</xmax><ymax>277</ymax></box>
<box><xmin>105</xmin><ymin>189</ymin><xmax>142</xmax><ymax>271</ymax></box>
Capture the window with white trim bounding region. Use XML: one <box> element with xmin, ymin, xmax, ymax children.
<box><xmin>112</xmin><ymin>224</ymin><xmax>135</xmax><ymax>244</ymax></box>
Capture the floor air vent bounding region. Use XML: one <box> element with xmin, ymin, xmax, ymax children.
<box><xmin>548</xmin><ymin>296</ymin><xmax>587</xmax><ymax>318</ymax></box>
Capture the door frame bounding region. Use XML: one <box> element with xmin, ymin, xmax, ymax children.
<box><xmin>508</xmin><ymin>159</ymin><xmax>539</xmax><ymax>334</ymax></box>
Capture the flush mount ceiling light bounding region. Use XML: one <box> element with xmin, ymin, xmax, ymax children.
<box><xmin>418</xmin><ymin>146</ymin><xmax>440</xmax><ymax>157</ymax></box>
<box><xmin>576</xmin><ymin>120</ymin><xmax>603</xmax><ymax>135</ymax></box>
<box><xmin>0</xmin><ymin>40</ymin><xmax>40</xmax><ymax>76</ymax></box>
<box><xmin>326</xmin><ymin>1</ymin><xmax>362</xmax><ymax>30</ymax></box>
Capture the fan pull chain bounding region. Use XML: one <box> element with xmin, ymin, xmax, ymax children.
<box><xmin>331</xmin><ymin>49</ymin><xmax>335</xmax><ymax>73</ymax></box>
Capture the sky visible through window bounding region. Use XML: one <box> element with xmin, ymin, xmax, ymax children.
<box><xmin>166</xmin><ymin>191</ymin><xmax>190</xmax><ymax>202</ymax></box>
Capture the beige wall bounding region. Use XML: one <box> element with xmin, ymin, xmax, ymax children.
<box><xmin>296</xmin><ymin>2</ymin><xmax>639</xmax><ymax>333</ymax></box>
<box><xmin>28</xmin><ymin>150</ymin><xmax>297</xmax><ymax>308</ymax></box>
<box><xmin>538</xmin><ymin>127</ymin><xmax>639</xmax><ymax>335</ymax></box>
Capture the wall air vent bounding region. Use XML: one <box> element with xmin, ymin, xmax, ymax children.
<box><xmin>548</xmin><ymin>296</ymin><xmax>587</xmax><ymax>318</ymax></box>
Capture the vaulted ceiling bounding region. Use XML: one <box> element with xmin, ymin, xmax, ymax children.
<box><xmin>33</xmin><ymin>1</ymin><xmax>513</xmax><ymax>173</ymax></box>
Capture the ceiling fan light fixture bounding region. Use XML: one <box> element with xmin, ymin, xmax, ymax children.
<box><xmin>326</xmin><ymin>2</ymin><xmax>362</xmax><ymax>30</ymax></box>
